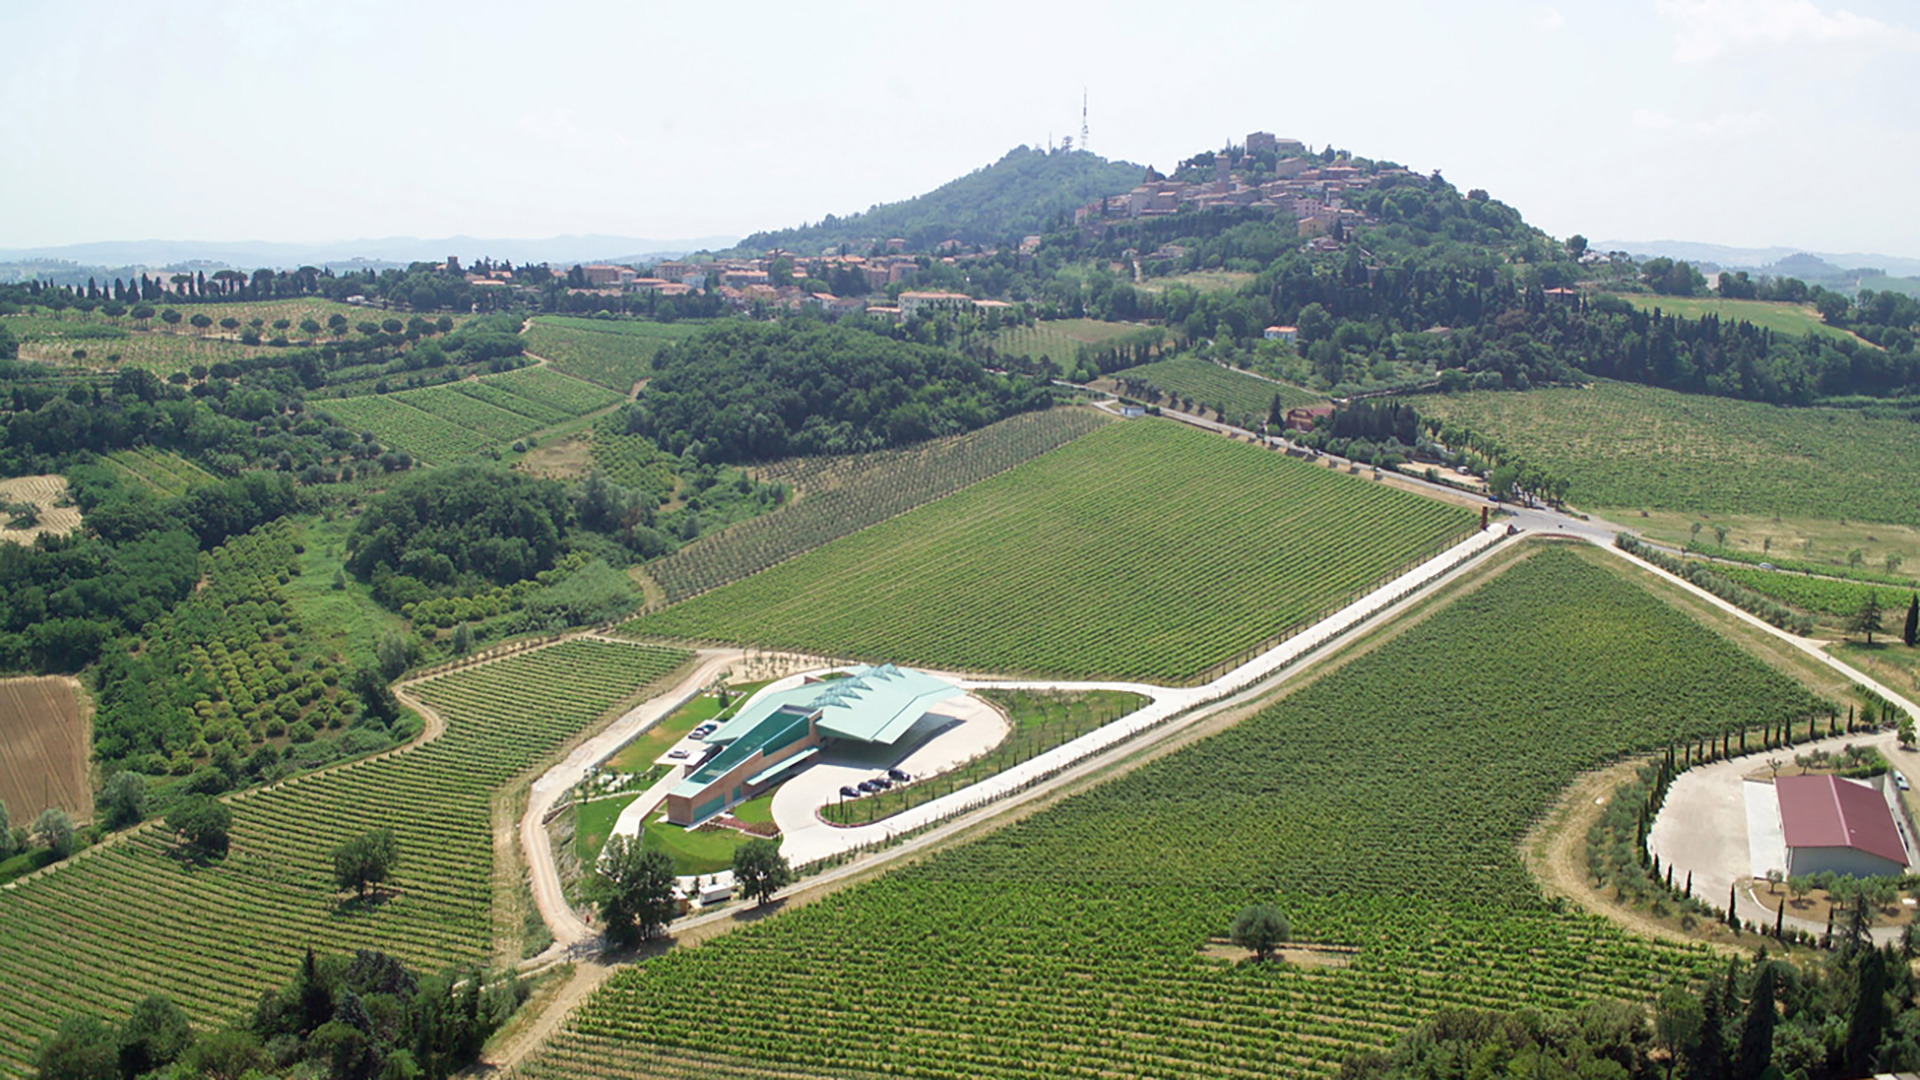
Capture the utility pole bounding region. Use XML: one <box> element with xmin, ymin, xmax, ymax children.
<box><xmin>1081</xmin><ymin>88</ymin><xmax>1090</xmax><ymax>154</ymax></box>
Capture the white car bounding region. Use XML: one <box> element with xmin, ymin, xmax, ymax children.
<box><xmin>667</xmin><ymin>749</ymin><xmax>690</xmax><ymax>760</ymax></box>
<box><xmin>1896</xmin><ymin>771</ymin><xmax>1910</xmax><ymax>792</ymax></box>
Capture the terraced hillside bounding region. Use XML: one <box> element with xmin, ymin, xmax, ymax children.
<box><xmin>523</xmin><ymin>545</ymin><xmax>1823</xmax><ymax>1080</ymax></box>
<box><xmin>0</xmin><ymin>639</ymin><xmax>689</xmax><ymax>1075</ymax></box>
<box><xmin>628</xmin><ymin>419</ymin><xmax>1473</xmax><ymax>683</ymax></box>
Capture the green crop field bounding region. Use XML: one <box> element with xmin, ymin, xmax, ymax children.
<box><xmin>521</xmin><ymin>317</ymin><xmax>707</xmax><ymax>391</ymax></box>
<box><xmin>1615</xmin><ymin>294</ymin><xmax>1866</xmax><ymax>345</ymax></box>
<box><xmin>1109</xmin><ymin>356</ymin><xmax>1324</xmax><ymax>418</ymax></box>
<box><xmin>523</xmin><ymin>545</ymin><xmax>1823</xmax><ymax>1080</ymax></box>
<box><xmin>981</xmin><ymin>318</ymin><xmax>1168</xmax><ymax>368</ymax></box>
<box><xmin>645</xmin><ymin>407</ymin><xmax>1112</xmax><ymax>605</ymax></box>
<box><xmin>1420</xmin><ymin>380</ymin><xmax>1920</xmax><ymax>525</ymax></box>
<box><xmin>0</xmin><ymin>638</ymin><xmax>689</xmax><ymax>1075</ymax></box>
<box><xmin>102</xmin><ymin>447</ymin><xmax>219</xmax><ymax>496</ymax></box>
<box><xmin>319</xmin><ymin>369</ymin><xmax>621</xmax><ymax>464</ymax></box>
<box><xmin>627</xmin><ymin>419</ymin><xmax>1473</xmax><ymax>683</ymax></box>
<box><xmin>321</xmin><ymin>395</ymin><xmax>496</xmax><ymax>463</ymax></box>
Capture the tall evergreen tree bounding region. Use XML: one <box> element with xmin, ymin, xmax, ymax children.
<box><xmin>1903</xmin><ymin>594</ymin><xmax>1917</xmax><ymax>647</ymax></box>
<box><xmin>1736</xmin><ymin>962</ymin><xmax>1778</xmax><ymax>1080</ymax></box>
<box><xmin>1846</xmin><ymin>947</ymin><xmax>1891</xmax><ymax>1075</ymax></box>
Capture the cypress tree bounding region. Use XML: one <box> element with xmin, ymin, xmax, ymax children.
<box><xmin>1846</xmin><ymin>947</ymin><xmax>1890</xmax><ymax>1075</ymax></box>
<box><xmin>1905</xmin><ymin>594</ymin><xmax>1918</xmax><ymax>648</ymax></box>
<box><xmin>1774</xmin><ymin>901</ymin><xmax>1783</xmax><ymax>939</ymax></box>
<box><xmin>1692</xmin><ymin>973</ymin><xmax>1728</xmax><ymax>1080</ymax></box>
<box><xmin>1728</xmin><ymin>884</ymin><xmax>1741</xmax><ymax>933</ymax></box>
<box><xmin>1736</xmin><ymin>962</ymin><xmax>1778</xmax><ymax>1080</ymax></box>
<box><xmin>1686</xmin><ymin>870</ymin><xmax>1694</xmax><ymax>898</ymax></box>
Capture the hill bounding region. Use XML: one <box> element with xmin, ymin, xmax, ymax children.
<box><xmin>736</xmin><ymin>146</ymin><xmax>1143</xmax><ymax>254</ymax></box>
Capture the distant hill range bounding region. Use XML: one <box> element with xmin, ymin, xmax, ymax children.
<box><xmin>1599</xmin><ymin>239</ymin><xmax>1920</xmax><ymax>297</ymax></box>
<box><xmin>0</xmin><ymin>234</ymin><xmax>739</xmax><ymax>286</ymax></box>
<box><xmin>735</xmin><ymin>146</ymin><xmax>1144</xmax><ymax>256</ymax></box>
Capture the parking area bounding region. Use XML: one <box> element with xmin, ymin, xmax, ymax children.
<box><xmin>771</xmin><ymin>693</ymin><xmax>1009</xmax><ymax>859</ymax></box>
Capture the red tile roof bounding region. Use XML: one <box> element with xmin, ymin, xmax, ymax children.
<box><xmin>1777</xmin><ymin>774</ymin><xmax>1908</xmax><ymax>866</ymax></box>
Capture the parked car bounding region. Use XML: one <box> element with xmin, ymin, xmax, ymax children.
<box><xmin>667</xmin><ymin>749</ymin><xmax>689</xmax><ymax>760</ymax></box>
<box><xmin>856</xmin><ymin>780</ymin><xmax>878</xmax><ymax>793</ymax></box>
<box><xmin>1897</xmin><ymin>771</ymin><xmax>1910</xmax><ymax>792</ymax></box>
<box><xmin>887</xmin><ymin>768</ymin><xmax>911</xmax><ymax>783</ymax></box>
<box><xmin>839</xmin><ymin>785</ymin><xmax>861</xmax><ymax>799</ymax></box>
<box><xmin>870</xmin><ymin>776</ymin><xmax>892</xmax><ymax>790</ymax></box>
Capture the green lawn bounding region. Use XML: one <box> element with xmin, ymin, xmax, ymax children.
<box><xmin>641</xmin><ymin>818</ymin><xmax>776</xmax><ymax>877</ymax></box>
<box><xmin>1615</xmin><ymin>294</ymin><xmax>1865</xmax><ymax>345</ymax></box>
<box><xmin>730</xmin><ymin>789</ymin><xmax>778</xmax><ymax>826</ymax></box>
<box><xmin>1421</xmin><ymin>379</ymin><xmax>1920</xmax><ymax>526</ymax></box>
<box><xmin>575</xmin><ymin>793</ymin><xmax>642</xmax><ymax>864</ymax></box>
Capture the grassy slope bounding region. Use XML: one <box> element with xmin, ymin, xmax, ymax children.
<box><xmin>1421</xmin><ymin>379</ymin><xmax>1920</xmax><ymax>525</ymax></box>
<box><xmin>525</xmin><ymin>545</ymin><xmax>1821</xmax><ymax>1080</ymax></box>
<box><xmin>1615</xmin><ymin>294</ymin><xmax>1863</xmax><ymax>344</ymax></box>
<box><xmin>628</xmin><ymin>419</ymin><xmax>1472</xmax><ymax>683</ymax></box>
<box><xmin>1109</xmin><ymin>355</ymin><xmax>1324</xmax><ymax>417</ymax></box>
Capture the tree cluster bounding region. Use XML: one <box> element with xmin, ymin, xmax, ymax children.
<box><xmin>347</xmin><ymin>465</ymin><xmax>571</xmax><ymax>607</ymax></box>
<box><xmin>33</xmin><ymin>948</ymin><xmax>524</xmax><ymax>1080</ymax></box>
<box><xmin>631</xmin><ymin>320</ymin><xmax>1052</xmax><ymax>462</ymax></box>
<box><xmin>1341</xmin><ymin>944</ymin><xmax>1920</xmax><ymax>1080</ymax></box>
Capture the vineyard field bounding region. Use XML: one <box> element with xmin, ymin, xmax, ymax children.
<box><xmin>643</xmin><ymin>407</ymin><xmax>1112</xmax><ymax>605</ymax></box>
<box><xmin>321</xmin><ymin>395</ymin><xmax>496</xmax><ymax>463</ymax></box>
<box><xmin>0</xmin><ymin>638</ymin><xmax>690</xmax><ymax>1075</ymax></box>
<box><xmin>1709</xmin><ymin>563</ymin><xmax>1915</xmax><ymax>620</ymax></box>
<box><xmin>1420</xmin><ymin>380</ymin><xmax>1920</xmax><ymax>525</ymax></box>
<box><xmin>628</xmin><ymin>419</ymin><xmax>1473</xmax><ymax>683</ymax></box>
<box><xmin>523</xmin><ymin>545</ymin><xmax>1822</xmax><ymax>1080</ymax></box>
<box><xmin>320</xmin><ymin>367</ymin><xmax>621</xmax><ymax>463</ymax></box>
<box><xmin>101</xmin><ymin>448</ymin><xmax>219</xmax><ymax>497</ymax></box>
<box><xmin>1108</xmin><ymin>356</ymin><xmax>1324</xmax><ymax>418</ymax></box>
<box><xmin>521</xmin><ymin>317</ymin><xmax>706</xmax><ymax>391</ymax></box>
<box><xmin>0</xmin><ymin>474</ymin><xmax>83</xmax><ymax>546</ymax></box>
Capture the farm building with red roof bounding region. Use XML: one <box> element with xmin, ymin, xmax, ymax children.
<box><xmin>1776</xmin><ymin>773</ymin><xmax>1913</xmax><ymax>878</ymax></box>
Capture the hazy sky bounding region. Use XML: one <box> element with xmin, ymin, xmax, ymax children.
<box><xmin>3</xmin><ymin>0</ymin><xmax>1916</xmax><ymax>256</ymax></box>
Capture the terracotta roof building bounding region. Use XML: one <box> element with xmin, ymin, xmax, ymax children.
<box><xmin>1776</xmin><ymin>773</ymin><xmax>1912</xmax><ymax>878</ymax></box>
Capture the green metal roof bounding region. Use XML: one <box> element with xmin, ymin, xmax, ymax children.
<box><xmin>812</xmin><ymin>664</ymin><xmax>964</xmax><ymax>744</ymax></box>
<box><xmin>670</xmin><ymin>704</ymin><xmax>813</xmax><ymax>799</ymax></box>
<box><xmin>705</xmin><ymin>664</ymin><xmax>963</xmax><ymax>748</ymax></box>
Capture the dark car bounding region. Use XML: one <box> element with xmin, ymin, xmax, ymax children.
<box><xmin>857</xmin><ymin>780</ymin><xmax>878</xmax><ymax>793</ymax></box>
<box><xmin>839</xmin><ymin>785</ymin><xmax>861</xmax><ymax>799</ymax></box>
<box><xmin>870</xmin><ymin>776</ymin><xmax>892</xmax><ymax>790</ymax></box>
<box><xmin>887</xmin><ymin>768</ymin><xmax>911</xmax><ymax>783</ymax></box>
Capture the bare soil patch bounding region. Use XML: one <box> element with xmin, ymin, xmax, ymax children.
<box><xmin>0</xmin><ymin>676</ymin><xmax>91</xmax><ymax>821</ymax></box>
<box><xmin>0</xmin><ymin>475</ymin><xmax>83</xmax><ymax>546</ymax></box>
<box><xmin>515</xmin><ymin>433</ymin><xmax>594</xmax><ymax>481</ymax></box>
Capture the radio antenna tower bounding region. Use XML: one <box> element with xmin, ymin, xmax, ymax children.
<box><xmin>1080</xmin><ymin>89</ymin><xmax>1090</xmax><ymax>154</ymax></box>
